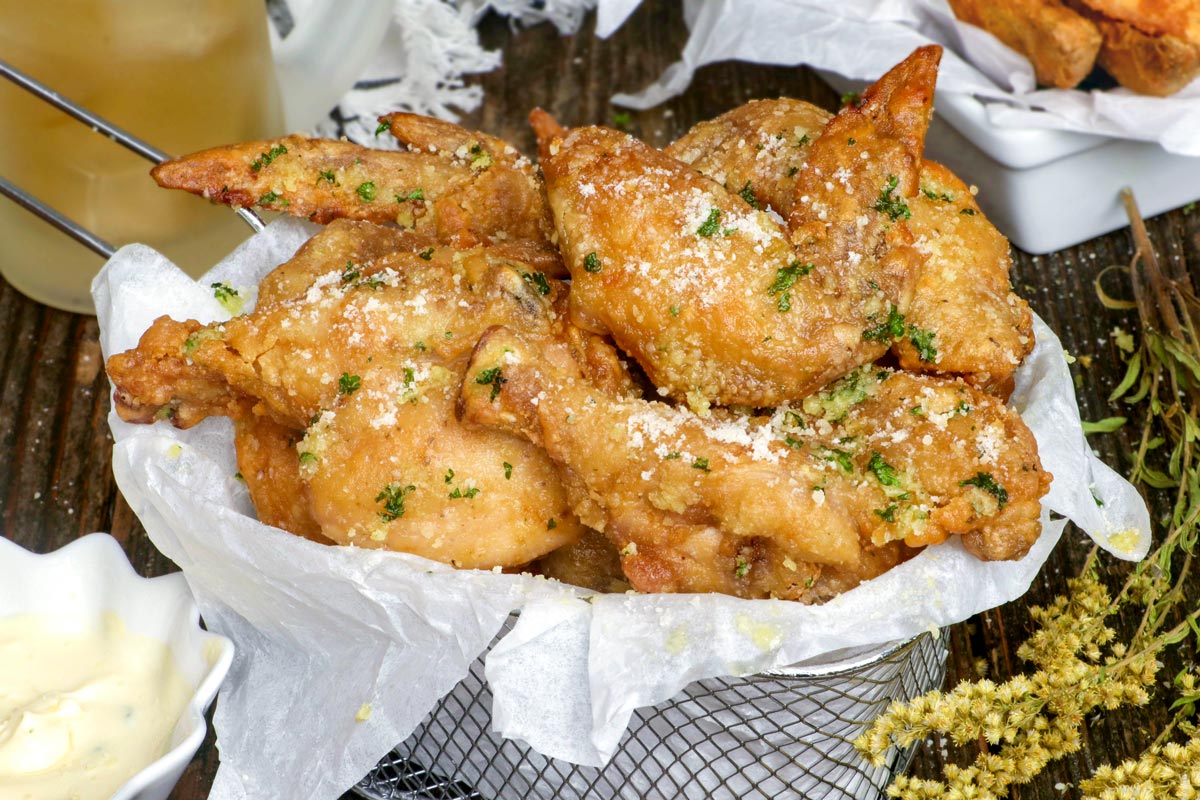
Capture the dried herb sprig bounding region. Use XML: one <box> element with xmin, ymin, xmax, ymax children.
<box><xmin>854</xmin><ymin>190</ymin><xmax>1200</xmax><ymax>798</ymax></box>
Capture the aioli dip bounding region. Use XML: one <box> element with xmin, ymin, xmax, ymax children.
<box><xmin>0</xmin><ymin>612</ymin><xmax>193</xmax><ymax>800</ymax></box>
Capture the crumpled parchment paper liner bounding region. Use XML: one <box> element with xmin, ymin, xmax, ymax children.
<box><xmin>597</xmin><ymin>0</ymin><xmax>1200</xmax><ymax>156</ymax></box>
<box><xmin>95</xmin><ymin>218</ymin><xmax>1149</xmax><ymax>800</ymax></box>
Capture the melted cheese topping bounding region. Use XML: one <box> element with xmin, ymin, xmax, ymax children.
<box><xmin>0</xmin><ymin>613</ymin><xmax>193</xmax><ymax>800</ymax></box>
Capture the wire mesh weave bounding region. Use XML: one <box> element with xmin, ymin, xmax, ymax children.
<box><xmin>353</xmin><ymin>618</ymin><xmax>948</xmax><ymax>800</ymax></box>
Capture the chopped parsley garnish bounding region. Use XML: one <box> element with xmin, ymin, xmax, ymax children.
<box><xmin>583</xmin><ymin>252</ymin><xmax>602</xmax><ymax>273</ymax></box>
<box><xmin>398</xmin><ymin>188</ymin><xmax>425</xmax><ymax>201</ymax></box>
<box><xmin>356</xmin><ymin>182</ymin><xmax>377</xmax><ymax>202</ymax></box>
<box><xmin>867</xmin><ymin>451</ymin><xmax>901</xmax><ymax>486</ymax></box>
<box><xmin>734</xmin><ymin>556</ymin><xmax>751</xmax><ymax>578</ymax></box>
<box><xmin>444</xmin><ymin>468</ymin><xmax>455</xmax><ymax>484</ymax></box>
<box><xmin>317</xmin><ymin>170</ymin><xmax>337</xmax><ymax>185</ymax></box>
<box><xmin>910</xmin><ymin>406</ymin><xmax>925</xmax><ymax>416</ymax></box>
<box><xmin>250</xmin><ymin>144</ymin><xmax>287</xmax><ymax>171</ymax></box>
<box><xmin>414</xmin><ymin>341</ymin><xmax>427</xmax><ymax>351</ymax></box>
<box><xmin>448</xmin><ymin>486</ymin><xmax>480</xmax><ymax>499</ymax></box>
<box><xmin>959</xmin><ymin>472</ymin><xmax>1009</xmax><ymax>508</ymax></box>
<box><xmin>257</xmin><ymin>191</ymin><xmax>287</xmax><ymax>207</ymax></box>
<box><xmin>210</xmin><ymin>282</ymin><xmax>242</xmax><ymax>315</ymax></box>
<box><xmin>376</xmin><ymin>482</ymin><xmax>415</xmax><ymax>521</ymax></box>
<box><xmin>847</xmin><ymin>137</ymin><xmax>856</xmax><ymax>146</ymax></box>
<box><xmin>338</xmin><ymin>373</ymin><xmax>361</xmax><ymax>395</ymax></box>
<box><xmin>784</xmin><ymin>410</ymin><xmax>806</xmax><ymax>429</ymax></box>
<box><xmin>522</xmin><ymin>271</ymin><xmax>551</xmax><ymax>296</ymax></box>
<box><xmin>374</xmin><ymin>120</ymin><xmax>390</xmax><ymax>136</ymax></box>
<box><xmin>691</xmin><ymin>457</ymin><xmax>711</xmax><ymax>472</ymax></box>
<box><xmin>784</xmin><ymin>435</ymin><xmax>804</xmax><ymax>450</ymax></box>
<box><xmin>874</xmin><ymin>174</ymin><xmax>911</xmax><ymax>221</ymax></box>
<box><xmin>503</xmin><ymin>462</ymin><xmax>513</xmax><ymax>479</ymax></box>
<box><xmin>669</xmin><ymin>304</ymin><xmax>681</xmax><ymax>317</ymax></box>
<box><xmin>696</xmin><ymin>208</ymin><xmax>722</xmax><ymax>237</ymax></box>
<box><xmin>953</xmin><ymin>400</ymin><xmax>972</xmax><ymax>416</ymax></box>
<box><xmin>419</xmin><ymin>247</ymin><xmax>435</xmax><ymax>260</ymax></box>
<box><xmin>299</xmin><ymin>451</ymin><xmax>318</xmax><ymax>465</ymax></box>
<box><xmin>468</xmin><ymin>144</ymin><xmax>493</xmax><ymax>170</ymax></box>
<box><xmin>863</xmin><ymin>305</ymin><xmax>906</xmax><ymax>342</ymax></box>
<box><xmin>960</xmin><ymin>208</ymin><xmax>977</xmax><ymax>216</ymax></box>
<box><xmin>908</xmin><ymin>326</ymin><xmax>937</xmax><ymax>362</ymax></box>
<box><xmin>786</xmin><ymin>165</ymin><xmax>799</xmax><ymax>177</ymax></box>
<box><xmin>737</xmin><ymin>181</ymin><xmax>759</xmax><ymax>209</ymax></box>
<box><xmin>663</xmin><ymin>452</ymin><xmax>681</xmax><ymax>460</ymax></box>
<box><xmin>767</xmin><ymin>261</ymin><xmax>814</xmax><ymax>313</ymax></box>
<box><xmin>341</xmin><ymin>262</ymin><xmax>361</xmax><ymax>283</ymax></box>
<box><xmin>797</xmin><ymin>134</ymin><xmax>811</xmax><ymax>146</ymax></box>
<box><xmin>403</xmin><ymin>367</ymin><xmax>415</xmax><ymax>385</ymax></box>
<box><xmin>921</xmin><ymin>187</ymin><xmax>954</xmax><ymax>202</ymax></box>
<box><xmin>874</xmin><ymin>504</ymin><xmax>898</xmax><ymax>522</ymax></box>
<box><xmin>822</xmin><ymin>447</ymin><xmax>854</xmax><ymax>472</ymax></box>
<box><xmin>475</xmin><ymin>367</ymin><xmax>506</xmax><ymax>401</ymax></box>
<box><xmin>546</xmin><ymin>518</ymin><xmax>557</xmax><ymax>530</ymax></box>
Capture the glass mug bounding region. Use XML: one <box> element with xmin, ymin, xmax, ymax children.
<box><xmin>0</xmin><ymin>0</ymin><xmax>391</xmax><ymax>314</ymax></box>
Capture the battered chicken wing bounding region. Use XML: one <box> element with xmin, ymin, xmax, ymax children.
<box><xmin>668</xmin><ymin>100</ymin><xmax>1033</xmax><ymax>395</ymax></box>
<box><xmin>531</xmin><ymin>46</ymin><xmax>939</xmax><ymax>411</ymax></box>
<box><xmin>107</xmin><ymin>220</ymin><xmax>587</xmax><ymax>567</ymax></box>
<box><xmin>797</xmin><ymin>366</ymin><xmax>1051</xmax><ymax>561</ymax></box>
<box><xmin>151</xmin><ymin>124</ymin><xmax>553</xmax><ymax>251</ymax></box>
<box><xmin>460</xmin><ymin>321</ymin><xmax>1046</xmax><ymax>598</ymax></box>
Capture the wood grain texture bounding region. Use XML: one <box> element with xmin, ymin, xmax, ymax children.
<box><xmin>1</xmin><ymin>2</ymin><xmax>1196</xmax><ymax>798</ymax></box>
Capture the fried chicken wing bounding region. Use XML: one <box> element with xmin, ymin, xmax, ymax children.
<box><xmin>460</xmin><ymin>326</ymin><xmax>861</xmax><ymax>599</ymax></box>
<box><xmin>531</xmin><ymin>47</ymin><xmax>939</xmax><ymax>411</ymax></box>
<box><xmin>797</xmin><ymin>366</ymin><xmax>1051</xmax><ymax>561</ymax></box>
<box><xmin>151</xmin><ymin>125</ymin><xmax>552</xmax><ymax>250</ymax></box>
<box><xmin>460</xmin><ymin>326</ymin><xmax>1048</xmax><ymax>593</ymax></box>
<box><xmin>668</xmin><ymin>99</ymin><xmax>1033</xmax><ymax>395</ymax></box>
<box><xmin>107</xmin><ymin>220</ymin><xmax>587</xmax><ymax>567</ymax></box>
<box><xmin>902</xmin><ymin>163</ymin><xmax>1034</xmax><ymax>395</ymax></box>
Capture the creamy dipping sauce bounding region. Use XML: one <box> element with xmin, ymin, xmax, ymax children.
<box><xmin>0</xmin><ymin>612</ymin><xmax>193</xmax><ymax>800</ymax></box>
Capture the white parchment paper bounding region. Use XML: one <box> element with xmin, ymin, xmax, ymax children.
<box><xmin>596</xmin><ymin>0</ymin><xmax>1200</xmax><ymax>156</ymax></box>
<box><xmin>95</xmin><ymin>218</ymin><xmax>1150</xmax><ymax>800</ymax></box>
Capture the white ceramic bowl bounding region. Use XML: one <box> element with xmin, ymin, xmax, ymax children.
<box><xmin>0</xmin><ymin>533</ymin><xmax>234</xmax><ymax>800</ymax></box>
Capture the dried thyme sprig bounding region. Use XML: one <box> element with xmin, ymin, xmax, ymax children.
<box><xmin>853</xmin><ymin>190</ymin><xmax>1200</xmax><ymax>798</ymax></box>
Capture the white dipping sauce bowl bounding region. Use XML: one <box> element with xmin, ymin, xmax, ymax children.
<box><xmin>0</xmin><ymin>533</ymin><xmax>234</xmax><ymax>800</ymax></box>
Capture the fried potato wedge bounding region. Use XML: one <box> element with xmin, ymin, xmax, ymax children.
<box><xmin>948</xmin><ymin>0</ymin><xmax>1101</xmax><ymax>88</ymax></box>
<box><xmin>1072</xmin><ymin>0</ymin><xmax>1200</xmax><ymax>95</ymax></box>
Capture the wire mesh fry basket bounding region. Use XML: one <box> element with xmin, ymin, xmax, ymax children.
<box><xmin>354</xmin><ymin>617</ymin><xmax>948</xmax><ymax>800</ymax></box>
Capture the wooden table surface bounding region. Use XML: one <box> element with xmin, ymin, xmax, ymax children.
<box><xmin>1</xmin><ymin>3</ymin><xmax>1195</xmax><ymax>798</ymax></box>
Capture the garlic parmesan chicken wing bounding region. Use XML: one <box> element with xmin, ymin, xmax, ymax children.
<box><xmin>151</xmin><ymin>120</ymin><xmax>553</xmax><ymax>252</ymax></box>
<box><xmin>531</xmin><ymin>46</ymin><xmax>939</xmax><ymax>410</ymax></box>
<box><xmin>667</xmin><ymin>99</ymin><xmax>1033</xmax><ymax>395</ymax></box>
<box><xmin>459</xmin><ymin>322</ymin><xmax>1047</xmax><ymax>599</ymax></box>
<box><xmin>106</xmin><ymin>219</ymin><xmax>584</xmax><ymax>567</ymax></box>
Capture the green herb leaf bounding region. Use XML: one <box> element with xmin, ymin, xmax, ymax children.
<box><xmin>338</xmin><ymin>373</ymin><xmax>361</xmax><ymax>395</ymax></box>
<box><xmin>250</xmin><ymin>144</ymin><xmax>287</xmax><ymax>171</ymax></box>
<box><xmin>874</xmin><ymin>174</ymin><xmax>911</xmax><ymax>221</ymax></box>
<box><xmin>691</xmin><ymin>457</ymin><xmax>711</xmax><ymax>472</ymax></box>
<box><xmin>737</xmin><ymin>181</ymin><xmax>760</xmax><ymax>209</ymax></box>
<box><xmin>868</xmin><ymin>451</ymin><xmax>901</xmax><ymax>486</ymax></box>
<box><xmin>863</xmin><ymin>305</ymin><xmax>906</xmax><ymax>342</ymax></box>
<box><xmin>356</xmin><ymin>182</ymin><xmax>377</xmax><ymax>202</ymax></box>
<box><xmin>959</xmin><ymin>472</ymin><xmax>1008</xmax><ymax>508</ymax></box>
<box><xmin>475</xmin><ymin>367</ymin><xmax>506</xmax><ymax>401</ymax></box>
<box><xmin>1082</xmin><ymin>416</ymin><xmax>1128</xmax><ymax>434</ymax></box>
<box><xmin>583</xmin><ymin>252</ymin><xmax>602</xmax><ymax>273</ymax></box>
<box><xmin>696</xmin><ymin>208</ymin><xmax>722</xmax><ymax>237</ymax></box>
<box><xmin>522</xmin><ymin>271</ymin><xmax>552</xmax><ymax>296</ymax></box>
<box><xmin>376</xmin><ymin>482</ymin><xmax>415</xmax><ymax>521</ymax></box>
